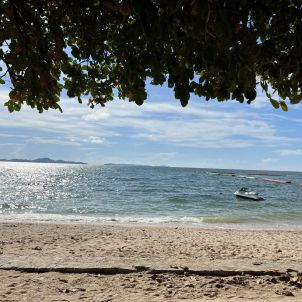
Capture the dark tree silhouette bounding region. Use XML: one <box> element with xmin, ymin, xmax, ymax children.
<box><xmin>1</xmin><ymin>0</ymin><xmax>301</xmax><ymax>112</ymax></box>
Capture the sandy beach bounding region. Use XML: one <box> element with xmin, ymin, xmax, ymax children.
<box><xmin>0</xmin><ymin>223</ymin><xmax>302</xmax><ymax>301</ymax></box>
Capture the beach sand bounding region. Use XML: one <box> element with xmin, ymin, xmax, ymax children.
<box><xmin>0</xmin><ymin>223</ymin><xmax>302</xmax><ymax>301</ymax></box>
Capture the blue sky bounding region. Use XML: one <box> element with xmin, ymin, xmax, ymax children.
<box><xmin>0</xmin><ymin>82</ymin><xmax>302</xmax><ymax>171</ymax></box>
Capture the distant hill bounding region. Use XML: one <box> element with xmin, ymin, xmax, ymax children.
<box><xmin>0</xmin><ymin>157</ymin><xmax>87</xmax><ymax>164</ymax></box>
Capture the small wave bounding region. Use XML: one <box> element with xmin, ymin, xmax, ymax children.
<box><xmin>0</xmin><ymin>203</ymin><xmax>11</xmax><ymax>209</ymax></box>
<box><xmin>202</xmin><ymin>216</ymin><xmax>252</xmax><ymax>224</ymax></box>
<box><xmin>116</xmin><ymin>177</ymin><xmax>143</xmax><ymax>182</ymax></box>
<box><xmin>259</xmin><ymin>212</ymin><xmax>302</xmax><ymax>221</ymax></box>
<box><xmin>168</xmin><ymin>196</ymin><xmax>189</xmax><ymax>203</ymax></box>
<box><xmin>0</xmin><ymin>203</ymin><xmax>29</xmax><ymax>211</ymax></box>
<box><xmin>0</xmin><ymin>213</ymin><xmax>302</xmax><ymax>230</ymax></box>
<box><xmin>0</xmin><ymin>213</ymin><xmax>203</xmax><ymax>225</ymax></box>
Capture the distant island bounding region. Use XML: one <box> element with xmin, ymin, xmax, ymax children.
<box><xmin>0</xmin><ymin>157</ymin><xmax>87</xmax><ymax>164</ymax></box>
<box><xmin>104</xmin><ymin>163</ymin><xmax>169</xmax><ymax>167</ymax></box>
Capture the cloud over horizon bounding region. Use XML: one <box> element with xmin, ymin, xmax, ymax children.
<box><xmin>1</xmin><ymin>86</ymin><xmax>302</xmax><ymax>170</ymax></box>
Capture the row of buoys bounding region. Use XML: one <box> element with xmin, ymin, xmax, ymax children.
<box><xmin>208</xmin><ymin>171</ymin><xmax>302</xmax><ymax>187</ymax></box>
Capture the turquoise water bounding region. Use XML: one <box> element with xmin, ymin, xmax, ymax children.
<box><xmin>0</xmin><ymin>162</ymin><xmax>302</xmax><ymax>229</ymax></box>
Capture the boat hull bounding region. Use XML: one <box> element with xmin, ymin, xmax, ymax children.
<box><xmin>263</xmin><ymin>178</ymin><xmax>291</xmax><ymax>184</ymax></box>
<box><xmin>234</xmin><ymin>192</ymin><xmax>264</xmax><ymax>201</ymax></box>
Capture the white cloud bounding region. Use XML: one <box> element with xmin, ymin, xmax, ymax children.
<box><xmin>0</xmin><ymin>93</ymin><xmax>115</xmax><ymax>147</ymax></box>
<box><xmin>87</xmin><ymin>136</ymin><xmax>104</xmax><ymax>144</ymax></box>
<box><xmin>277</xmin><ymin>149</ymin><xmax>302</xmax><ymax>156</ymax></box>
<box><xmin>0</xmin><ymin>94</ymin><xmax>295</xmax><ymax>151</ymax></box>
<box><xmin>28</xmin><ymin>137</ymin><xmax>81</xmax><ymax>146</ymax></box>
<box><xmin>80</xmin><ymin>101</ymin><xmax>292</xmax><ymax>148</ymax></box>
<box><xmin>0</xmin><ymin>143</ymin><xmax>24</xmax><ymax>147</ymax></box>
<box><xmin>82</xmin><ymin>109</ymin><xmax>111</xmax><ymax>121</ymax></box>
<box><xmin>0</xmin><ymin>89</ymin><xmax>300</xmax><ymax>155</ymax></box>
<box><xmin>249</xmin><ymin>96</ymin><xmax>270</xmax><ymax>109</ymax></box>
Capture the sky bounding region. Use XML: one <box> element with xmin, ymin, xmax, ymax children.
<box><xmin>0</xmin><ymin>82</ymin><xmax>302</xmax><ymax>171</ymax></box>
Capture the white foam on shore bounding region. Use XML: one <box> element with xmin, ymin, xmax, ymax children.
<box><xmin>1</xmin><ymin>213</ymin><xmax>302</xmax><ymax>231</ymax></box>
<box><xmin>0</xmin><ymin>213</ymin><xmax>202</xmax><ymax>225</ymax></box>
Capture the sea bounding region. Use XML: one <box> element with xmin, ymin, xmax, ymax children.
<box><xmin>0</xmin><ymin>162</ymin><xmax>302</xmax><ymax>230</ymax></box>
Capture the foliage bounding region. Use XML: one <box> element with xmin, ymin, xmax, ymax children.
<box><xmin>1</xmin><ymin>0</ymin><xmax>302</xmax><ymax>112</ymax></box>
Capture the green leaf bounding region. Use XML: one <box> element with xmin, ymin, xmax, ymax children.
<box><xmin>270</xmin><ymin>98</ymin><xmax>280</xmax><ymax>109</ymax></box>
<box><xmin>180</xmin><ymin>97</ymin><xmax>188</xmax><ymax>107</ymax></box>
<box><xmin>280</xmin><ymin>100</ymin><xmax>288</xmax><ymax>111</ymax></box>
<box><xmin>289</xmin><ymin>95</ymin><xmax>302</xmax><ymax>104</ymax></box>
<box><xmin>260</xmin><ymin>81</ymin><xmax>268</xmax><ymax>92</ymax></box>
<box><xmin>134</xmin><ymin>98</ymin><xmax>144</xmax><ymax>106</ymax></box>
<box><xmin>14</xmin><ymin>103</ymin><xmax>21</xmax><ymax>111</ymax></box>
<box><xmin>244</xmin><ymin>89</ymin><xmax>257</xmax><ymax>102</ymax></box>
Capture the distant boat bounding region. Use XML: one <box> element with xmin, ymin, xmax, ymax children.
<box><xmin>205</xmin><ymin>171</ymin><xmax>219</xmax><ymax>175</ymax></box>
<box><xmin>237</xmin><ymin>175</ymin><xmax>256</xmax><ymax>179</ymax></box>
<box><xmin>234</xmin><ymin>188</ymin><xmax>264</xmax><ymax>201</ymax></box>
<box><xmin>221</xmin><ymin>173</ymin><xmax>236</xmax><ymax>177</ymax></box>
<box><xmin>263</xmin><ymin>178</ymin><xmax>292</xmax><ymax>184</ymax></box>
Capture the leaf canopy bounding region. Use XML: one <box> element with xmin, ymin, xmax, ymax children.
<box><xmin>1</xmin><ymin>0</ymin><xmax>302</xmax><ymax>112</ymax></box>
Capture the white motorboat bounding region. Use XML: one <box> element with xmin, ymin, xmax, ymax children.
<box><xmin>234</xmin><ymin>188</ymin><xmax>264</xmax><ymax>201</ymax></box>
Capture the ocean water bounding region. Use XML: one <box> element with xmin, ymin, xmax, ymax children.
<box><xmin>0</xmin><ymin>162</ymin><xmax>302</xmax><ymax>229</ymax></box>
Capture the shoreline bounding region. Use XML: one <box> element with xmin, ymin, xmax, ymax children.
<box><xmin>3</xmin><ymin>219</ymin><xmax>302</xmax><ymax>230</ymax></box>
<box><xmin>1</xmin><ymin>215</ymin><xmax>302</xmax><ymax>231</ymax></box>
